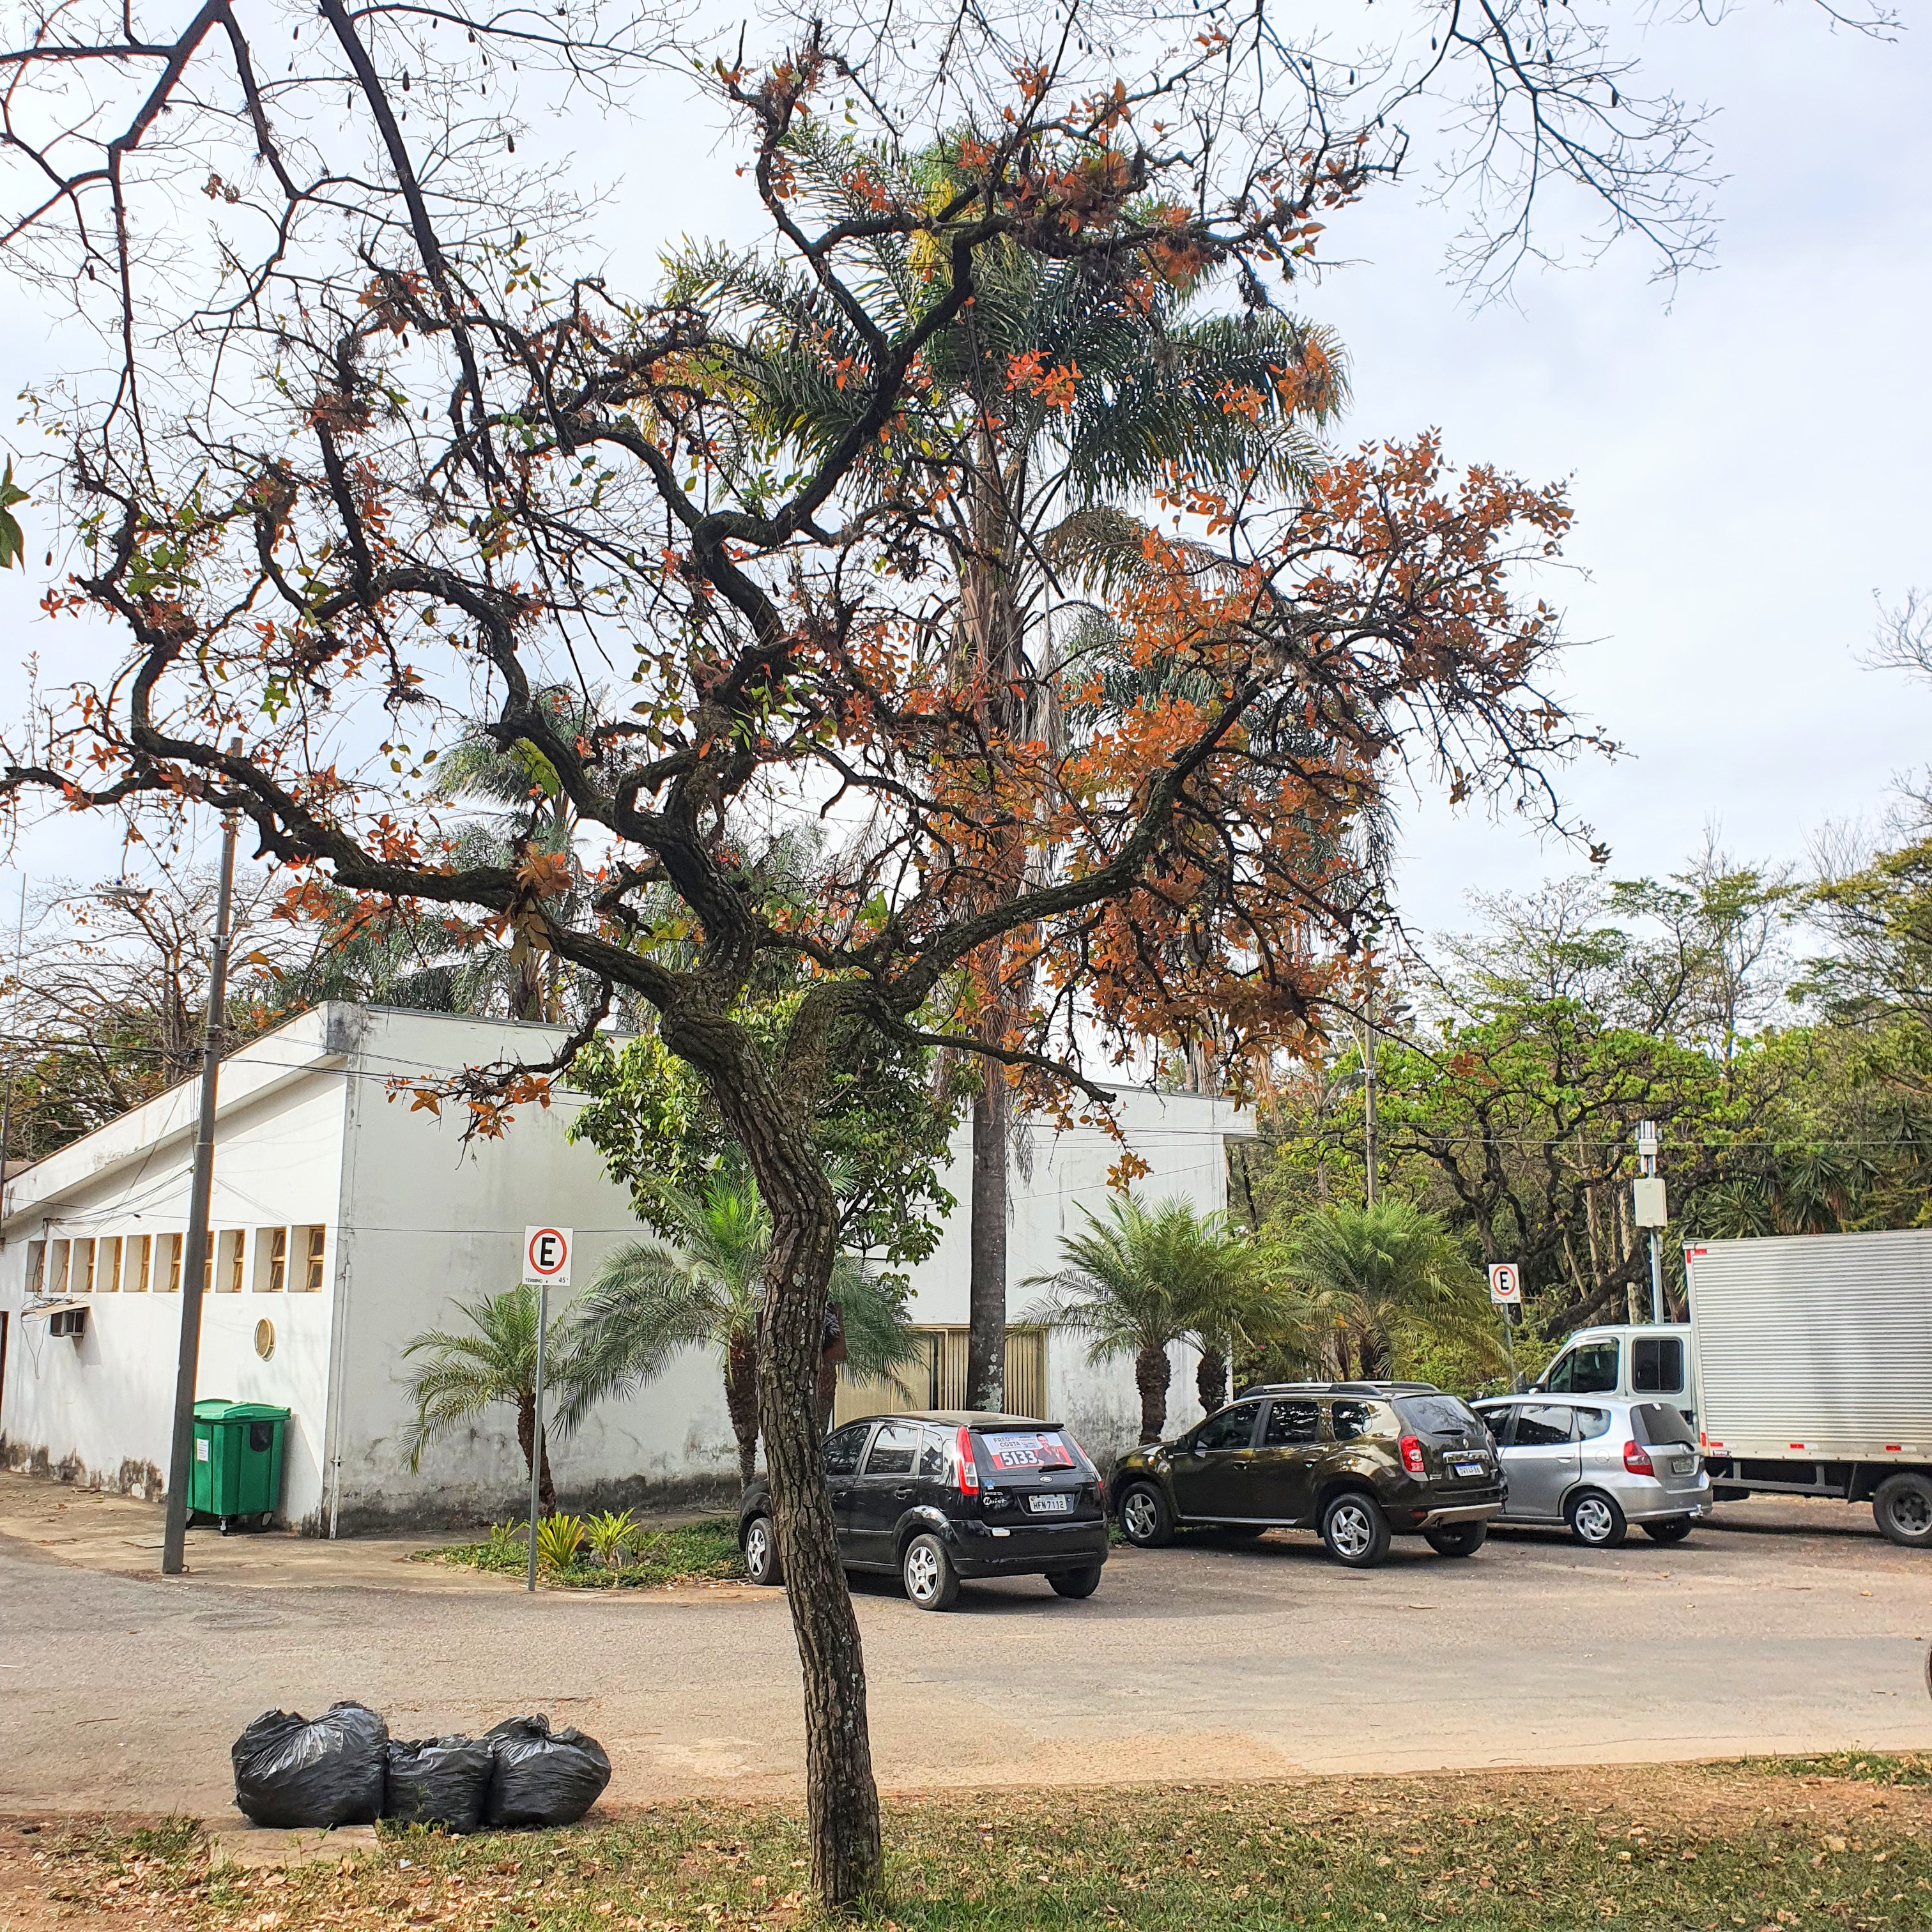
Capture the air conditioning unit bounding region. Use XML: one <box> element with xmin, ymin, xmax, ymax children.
<box><xmin>50</xmin><ymin>1306</ymin><xmax>88</xmax><ymax>1340</ymax></box>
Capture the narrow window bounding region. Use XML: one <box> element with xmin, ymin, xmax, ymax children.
<box><xmin>27</xmin><ymin>1241</ymin><xmax>44</xmax><ymax>1294</ymax></box>
<box><xmin>103</xmin><ymin>1236</ymin><xmax>122</xmax><ymax>1291</ymax></box>
<box><xmin>132</xmin><ymin>1233</ymin><xmax>151</xmax><ymax>1292</ymax></box>
<box><xmin>304</xmin><ymin>1226</ymin><xmax>326</xmax><ymax>1293</ymax></box>
<box><xmin>226</xmin><ymin>1230</ymin><xmax>245</xmax><ymax>1293</ymax></box>
<box><xmin>74</xmin><ymin>1239</ymin><xmax>95</xmax><ymax>1293</ymax></box>
<box><xmin>165</xmin><ymin>1234</ymin><xmax>183</xmax><ymax>1293</ymax></box>
<box><xmin>266</xmin><ymin>1227</ymin><xmax>287</xmax><ymax>1293</ymax></box>
<box><xmin>52</xmin><ymin>1239</ymin><xmax>70</xmax><ymax>1292</ymax></box>
<box><xmin>201</xmin><ymin>1237</ymin><xmax>214</xmax><ymax>1294</ymax></box>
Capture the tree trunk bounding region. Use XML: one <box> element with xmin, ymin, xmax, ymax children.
<box><xmin>516</xmin><ymin>1391</ymin><xmax>557</xmax><ymax>1514</ymax></box>
<box><xmin>1195</xmin><ymin>1342</ymin><xmax>1228</xmax><ymax>1416</ymax></box>
<box><xmin>1135</xmin><ymin>1342</ymin><xmax>1172</xmax><ymax>1442</ymax></box>
<box><xmin>965</xmin><ymin>1073</ymin><xmax>1009</xmax><ymax>1412</ymax></box>
<box><xmin>724</xmin><ymin>1328</ymin><xmax>760</xmax><ymax>1489</ymax></box>
<box><xmin>683</xmin><ymin>1020</ymin><xmax>880</xmax><ymax>1911</ymax></box>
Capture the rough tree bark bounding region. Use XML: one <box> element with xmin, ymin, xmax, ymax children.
<box><xmin>1135</xmin><ymin>1342</ymin><xmax>1173</xmax><ymax>1442</ymax></box>
<box><xmin>1195</xmin><ymin>1344</ymin><xmax>1229</xmax><ymax>1417</ymax></box>
<box><xmin>516</xmin><ymin>1393</ymin><xmax>557</xmax><ymax>1514</ymax></box>
<box><xmin>724</xmin><ymin>1330</ymin><xmax>760</xmax><ymax>1488</ymax></box>
<box><xmin>965</xmin><ymin>1075</ymin><xmax>1009</xmax><ymax>1411</ymax></box>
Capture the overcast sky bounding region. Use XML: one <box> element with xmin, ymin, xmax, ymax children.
<box><xmin>1</xmin><ymin>0</ymin><xmax>1925</xmax><ymax>946</ymax></box>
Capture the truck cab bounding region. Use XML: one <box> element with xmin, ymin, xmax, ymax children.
<box><xmin>1534</xmin><ymin>1323</ymin><xmax>1697</xmax><ymax>1427</ymax></box>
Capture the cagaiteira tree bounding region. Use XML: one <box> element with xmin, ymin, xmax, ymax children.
<box><xmin>0</xmin><ymin>7</ymin><xmax>1611</xmax><ymax>1906</ymax></box>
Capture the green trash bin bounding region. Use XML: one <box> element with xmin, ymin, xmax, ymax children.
<box><xmin>189</xmin><ymin>1399</ymin><xmax>289</xmax><ymax>1534</ymax></box>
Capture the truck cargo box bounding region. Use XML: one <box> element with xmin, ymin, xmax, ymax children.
<box><xmin>1685</xmin><ymin>1230</ymin><xmax>1932</xmax><ymax>1464</ymax></box>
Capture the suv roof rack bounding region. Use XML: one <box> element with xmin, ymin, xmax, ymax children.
<box><xmin>1238</xmin><ymin>1379</ymin><xmax>1444</xmax><ymax>1397</ymax></box>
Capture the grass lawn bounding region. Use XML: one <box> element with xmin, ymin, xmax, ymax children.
<box><xmin>17</xmin><ymin>1762</ymin><xmax>1931</xmax><ymax>1931</ymax></box>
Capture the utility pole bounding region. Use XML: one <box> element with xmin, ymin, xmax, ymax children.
<box><xmin>1634</xmin><ymin>1120</ymin><xmax>1667</xmax><ymax>1324</ymax></box>
<box><xmin>161</xmin><ymin>765</ymin><xmax>242</xmax><ymax>1577</ymax></box>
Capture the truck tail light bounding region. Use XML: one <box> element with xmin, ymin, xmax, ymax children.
<box><xmin>1399</xmin><ymin>1434</ymin><xmax>1427</xmax><ymax>1475</ymax></box>
<box><xmin>1623</xmin><ymin>1440</ymin><xmax>1655</xmax><ymax>1476</ymax></box>
<box><xmin>954</xmin><ymin>1425</ymin><xmax>980</xmax><ymax>1496</ymax></box>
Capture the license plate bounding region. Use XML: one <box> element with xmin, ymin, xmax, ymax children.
<box><xmin>1450</xmin><ymin>1457</ymin><xmax>1485</xmax><ymax>1478</ymax></box>
<box><xmin>1672</xmin><ymin>1457</ymin><xmax>1694</xmax><ymax>1476</ymax></box>
<box><xmin>1027</xmin><ymin>1492</ymin><xmax>1073</xmax><ymax>1515</ymax></box>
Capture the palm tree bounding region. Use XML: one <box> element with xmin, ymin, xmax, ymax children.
<box><xmin>1279</xmin><ymin>1200</ymin><xmax>1503</xmax><ymax>1381</ymax></box>
<box><xmin>676</xmin><ymin>139</ymin><xmax>1349</xmax><ymax>1409</ymax></box>
<box><xmin>401</xmin><ymin>1286</ymin><xmax>587</xmax><ymax>1512</ymax></box>
<box><xmin>1022</xmin><ymin>1193</ymin><xmax>1274</xmax><ymax>1442</ymax></box>
<box><xmin>564</xmin><ymin>1156</ymin><xmax>926</xmax><ymax>1486</ymax></box>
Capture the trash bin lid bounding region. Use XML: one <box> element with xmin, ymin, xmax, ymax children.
<box><xmin>192</xmin><ymin>1399</ymin><xmax>291</xmax><ymax>1422</ymax></box>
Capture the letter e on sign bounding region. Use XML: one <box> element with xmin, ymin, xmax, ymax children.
<box><xmin>523</xmin><ymin>1226</ymin><xmax>573</xmax><ymax>1287</ymax></box>
<box><xmin>1488</xmin><ymin>1262</ymin><xmax>1522</xmax><ymax>1307</ymax></box>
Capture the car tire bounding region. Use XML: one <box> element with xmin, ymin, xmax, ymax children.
<box><xmin>1048</xmin><ymin>1566</ymin><xmax>1101</xmax><ymax>1598</ymax></box>
<box><xmin>742</xmin><ymin>1515</ymin><xmax>783</xmax><ymax>1586</ymax></box>
<box><xmin>1873</xmin><ymin>1472</ymin><xmax>1932</xmax><ymax>1548</ymax></box>
<box><xmin>1117</xmin><ymin>1482</ymin><xmax>1174</xmax><ymax>1549</ymax></box>
<box><xmin>1321</xmin><ymin>1491</ymin><xmax>1391</xmax><ymax>1568</ymax></box>
<box><xmin>902</xmin><ymin>1533</ymin><xmax>961</xmax><ymax>1611</ymax></box>
<box><xmin>1567</xmin><ymin>1489</ymin><xmax>1628</xmax><ymax>1549</ymax></box>
<box><xmin>1423</xmin><ymin>1522</ymin><xmax>1487</xmax><ymax>1558</ymax></box>
<box><xmin>1641</xmin><ymin>1517</ymin><xmax>1694</xmax><ymax>1545</ymax></box>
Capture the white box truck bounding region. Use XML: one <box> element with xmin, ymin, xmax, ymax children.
<box><xmin>1533</xmin><ymin>1229</ymin><xmax>1932</xmax><ymax>1548</ymax></box>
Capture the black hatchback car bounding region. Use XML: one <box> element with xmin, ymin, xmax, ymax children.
<box><xmin>1110</xmin><ymin>1381</ymin><xmax>1506</xmax><ymax>1567</ymax></box>
<box><xmin>738</xmin><ymin>1411</ymin><xmax>1110</xmax><ymax>1610</ymax></box>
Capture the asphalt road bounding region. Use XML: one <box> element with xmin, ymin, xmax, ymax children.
<box><xmin>3</xmin><ymin>1496</ymin><xmax>1930</xmax><ymax>1820</ymax></box>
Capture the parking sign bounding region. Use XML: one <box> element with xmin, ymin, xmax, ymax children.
<box><xmin>1488</xmin><ymin>1262</ymin><xmax>1522</xmax><ymax>1306</ymax></box>
<box><xmin>523</xmin><ymin>1226</ymin><xmax>573</xmax><ymax>1286</ymax></box>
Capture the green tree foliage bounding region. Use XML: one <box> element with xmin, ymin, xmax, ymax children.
<box><xmin>1023</xmin><ymin>1193</ymin><xmax>1272</xmax><ymax>1441</ymax></box>
<box><xmin>565</xmin><ymin>1158</ymin><xmax>924</xmax><ymax>1485</ymax></box>
<box><xmin>401</xmin><ymin>1285</ymin><xmax>592</xmax><ymax>1513</ymax></box>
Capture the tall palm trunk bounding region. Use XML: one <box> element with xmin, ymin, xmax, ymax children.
<box><xmin>1195</xmin><ymin>1342</ymin><xmax>1229</xmax><ymax>1416</ymax></box>
<box><xmin>966</xmin><ymin>1070</ymin><xmax>1009</xmax><ymax>1410</ymax></box>
<box><xmin>516</xmin><ymin>1389</ymin><xmax>557</xmax><ymax>1512</ymax></box>
<box><xmin>724</xmin><ymin>1328</ymin><xmax>760</xmax><ymax>1487</ymax></box>
<box><xmin>1135</xmin><ymin>1342</ymin><xmax>1172</xmax><ymax>1442</ymax></box>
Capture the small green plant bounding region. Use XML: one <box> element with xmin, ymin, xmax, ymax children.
<box><xmin>484</xmin><ymin>1518</ymin><xmax>527</xmax><ymax>1562</ymax></box>
<box><xmin>535</xmin><ymin>1512</ymin><xmax>586</xmax><ymax>1573</ymax></box>
<box><xmin>584</xmin><ymin>1508</ymin><xmax>640</xmax><ymax>1582</ymax></box>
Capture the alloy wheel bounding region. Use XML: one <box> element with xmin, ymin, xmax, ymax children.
<box><xmin>1123</xmin><ymin>1491</ymin><xmax>1160</xmax><ymax>1542</ymax></box>
<box><xmin>745</xmin><ymin>1519</ymin><xmax>770</xmax><ymax>1577</ymax></box>
<box><xmin>1328</xmin><ymin>1502</ymin><xmax>1372</xmax><ymax>1560</ymax></box>
<box><xmin>906</xmin><ymin>1542</ymin><xmax>941</xmax><ymax>1603</ymax></box>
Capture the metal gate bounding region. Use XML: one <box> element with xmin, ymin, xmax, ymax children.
<box><xmin>834</xmin><ymin>1326</ymin><xmax>1047</xmax><ymax>1425</ymax></box>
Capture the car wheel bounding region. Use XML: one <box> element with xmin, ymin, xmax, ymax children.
<box><xmin>1567</xmin><ymin>1489</ymin><xmax>1628</xmax><ymax>1549</ymax></box>
<box><xmin>1873</xmin><ymin>1472</ymin><xmax>1932</xmax><ymax>1548</ymax></box>
<box><xmin>1423</xmin><ymin>1522</ymin><xmax>1487</xmax><ymax>1558</ymax></box>
<box><xmin>1642</xmin><ymin>1517</ymin><xmax>1694</xmax><ymax>1545</ymax></box>
<box><xmin>1117</xmin><ymin>1482</ymin><xmax>1173</xmax><ymax>1549</ymax></box>
<box><xmin>1048</xmin><ymin>1566</ymin><xmax>1101</xmax><ymax>1598</ymax></box>
<box><xmin>902</xmin><ymin>1533</ymin><xmax>961</xmax><ymax>1611</ymax></box>
<box><xmin>742</xmin><ymin>1515</ymin><xmax>783</xmax><ymax>1585</ymax></box>
<box><xmin>1321</xmin><ymin>1492</ymin><xmax>1391</xmax><ymax>1568</ymax></box>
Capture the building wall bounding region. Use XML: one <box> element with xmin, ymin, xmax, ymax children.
<box><xmin>1</xmin><ymin>1003</ymin><xmax>1250</xmax><ymax>1532</ymax></box>
<box><xmin>0</xmin><ymin>1009</ymin><xmax>350</xmax><ymax>1524</ymax></box>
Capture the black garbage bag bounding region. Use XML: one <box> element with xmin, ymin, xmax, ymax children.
<box><xmin>384</xmin><ymin>1735</ymin><xmax>494</xmax><ymax>1834</ymax></box>
<box><xmin>480</xmin><ymin>1715</ymin><xmax>611</xmax><ymax>1827</ymax></box>
<box><xmin>231</xmin><ymin>1701</ymin><xmax>389</xmax><ymax>1828</ymax></box>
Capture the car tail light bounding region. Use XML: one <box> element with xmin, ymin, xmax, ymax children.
<box><xmin>1623</xmin><ymin>1439</ymin><xmax>1655</xmax><ymax>1476</ymax></box>
<box><xmin>1399</xmin><ymin>1434</ymin><xmax>1427</xmax><ymax>1475</ymax></box>
<box><xmin>954</xmin><ymin>1425</ymin><xmax>980</xmax><ymax>1496</ymax></box>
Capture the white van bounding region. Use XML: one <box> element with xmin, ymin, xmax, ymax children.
<box><xmin>1532</xmin><ymin>1323</ymin><xmax>1698</xmax><ymax>1428</ymax></box>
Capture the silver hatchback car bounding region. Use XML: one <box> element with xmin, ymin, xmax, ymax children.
<box><xmin>1472</xmin><ymin>1394</ymin><xmax>1712</xmax><ymax>1548</ymax></box>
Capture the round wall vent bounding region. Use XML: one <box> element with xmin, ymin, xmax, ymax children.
<box><xmin>254</xmin><ymin>1318</ymin><xmax>275</xmax><ymax>1361</ymax></box>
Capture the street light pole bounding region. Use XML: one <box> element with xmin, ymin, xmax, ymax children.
<box><xmin>160</xmin><ymin>778</ymin><xmax>242</xmax><ymax>1577</ymax></box>
<box><xmin>1360</xmin><ymin>988</ymin><xmax>1377</xmax><ymax>1209</ymax></box>
<box><xmin>0</xmin><ymin>877</ymin><xmax>29</xmax><ymax>1215</ymax></box>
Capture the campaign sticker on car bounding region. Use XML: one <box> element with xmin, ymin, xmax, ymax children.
<box><xmin>1027</xmin><ymin>1492</ymin><xmax>1073</xmax><ymax>1514</ymax></box>
<box><xmin>983</xmin><ymin>1432</ymin><xmax>1077</xmax><ymax>1471</ymax></box>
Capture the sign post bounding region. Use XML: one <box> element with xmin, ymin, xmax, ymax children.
<box><xmin>1634</xmin><ymin>1121</ymin><xmax>1668</xmax><ymax>1322</ymax></box>
<box><xmin>522</xmin><ymin>1226</ymin><xmax>572</xmax><ymax>1593</ymax></box>
<box><xmin>1488</xmin><ymin>1262</ymin><xmax>1524</xmax><ymax>1393</ymax></box>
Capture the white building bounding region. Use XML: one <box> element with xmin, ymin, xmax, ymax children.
<box><xmin>0</xmin><ymin>1004</ymin><xmax>1250</xmax><ymax>1533</ymax></box>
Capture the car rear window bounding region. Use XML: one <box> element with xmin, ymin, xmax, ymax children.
<box><xmin>1395</xmin><ymin>1395</ymin><xmax>1483</xmax><ymax>1439</ymax></box>
<box><xmin>977</xmin><ymin>1429</ymin><xmax>1079</xmax><ymax>1474</ymax></box>
<box><xmin>1633</xmin><ymin>1401</ymin><xmax>1698</xmax><ymax>1448</ymax></box>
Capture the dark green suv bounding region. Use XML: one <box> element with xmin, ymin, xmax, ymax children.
<box><xmin>1110</xmin><ymin>1382</ymin><xmax>1505</xmax><ymax>1567</ymax></box>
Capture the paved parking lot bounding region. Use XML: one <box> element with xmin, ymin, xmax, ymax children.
<box><xmin>3</xmin><ymin>1487</ymin><xmax>1929</xmax><ymax>1820</ymax></box>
